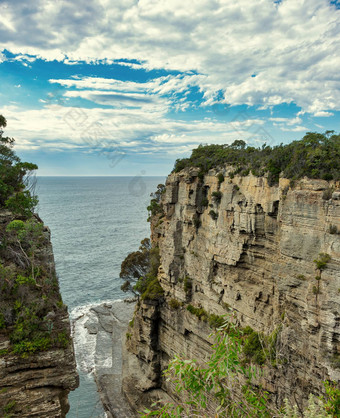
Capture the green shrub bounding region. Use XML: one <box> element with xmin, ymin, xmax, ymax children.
<box><xmin>169</xmin><ymin>298</ymin><xmax>181</xmax><ymax>310</ymax></box>
<box><xmin>172</xmin><ymin>132</ymin><xmax>340</xmax><ymax>184</ymax></box>
<box><xmin>217</xmin><ymin>173</ymin><xmax>225</xmax><ymax>184</ymax></box>
<box><xmin>0</xmin><ymin>313</ymin><xmax>5</xmax><ymax>329</ymax></box>
<box><xmin>212</xmin><ymin>191</ymin><xmax>222</xmax><ymax>203</ymax></box>
<box><xmin>6</xmin><ymin>191</ymin><xmax>38</xmax><ymax>217</ymax></box>
<box><xmin>208</xmin><ymin>314</ymin><xmax>225</xmax><ymax>329</ymax></box>
<box><xmin>3</xmin><ymin>400</ymin><xmax>16</xmax><ymax>413</ymax></box>
<box><xmin>13</xmin><ymin>336</ymin><xmax>52</xmax><ymax>357</ymax></box>
<box><xmin>198</xmin><ymin>171</ymin><xmax>204</xmax><ymax>181</ymax></box>
<box><xmin>323</xmin><ymin>187</ymin><xmax>334</xmax><ymax>200</ymax></box>
<box><xmin>312</xmin><ymin>285</ymin><xmax>320</xmax><ymax>295</ymax></box>
<box><xmin>243</xmin><ymin>331</ymin><xmax>266</xmax><ymax>365</ymax></box>
<box><xmin>141</xmin><ymin>278</ymin><xmax>164</xmax><ymax>301</ymax></box>
<box><xmin>187</xmin><ymin>304</ymin><xmax>208</xmax><ymax>321</ymax></box>
<box><xmin>314</xmin><ymin>253</ymin><xmax>331</xmax><ymax>270</ymax></box>
<box><xmin>329</xmin><ymin>225</ymin><xmax>338</xmax><ymax>234</ymax></box>
<box><xmin>209</xmin><ymin>210</ymin><xmax>218</xmax><ymax>220</ymax></box>
<box><xmin>15</xmin><ymin>274</ymin><xmax>36</xmax><ymax>287</ymax></box>
<box><xmin>56</xmin><ymin>331</ymin><xmax>69</xmax><ymax>348</ymax></box>
<box><xmin>193</xmin><ymin>214</ymin><xmax>201</xmax><ymax>229</ymax></box>
<box><xmin>201</xmin><ymin>198</ymin><xmax>209</xmax><ymax>207</ymax></box>
<box><xmin>183</xmin><ymin>277</ymin><xmax>192</xmax><ymax>294</ymax></box>
<box><xmin>0</xmin><ymin>115</ymin><xmax>38</xmax><ymax>216</ymax></box>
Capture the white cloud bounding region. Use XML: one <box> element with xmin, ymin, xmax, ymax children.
<box><xmin>0</xmin><ymin>0</ymin><xmax>339</xmax><ymax>114</ymax></box>
<box><xmin>314</xmin><ymin>110</ymin><xmax>334</xmax><ymax>117</ymax></box>
<box><xmin>2</xmin><ymin>99</ymin><xmax>266</xmax><ymax>154</ymax></box>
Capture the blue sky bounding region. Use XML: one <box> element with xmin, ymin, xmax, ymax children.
<box><xmin>1</xmin><ymin>0</ymin><xmax>340</xmax><ymax>176</ymax></box>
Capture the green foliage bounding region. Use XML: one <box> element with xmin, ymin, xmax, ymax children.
<box><xmin>312</xmin><ymin>285</ymin><xmax>320</xmax><ymax>295</ymax></box>
<box><xmin>209</xmin><ymin>209</ymin><xmax>218</xmax><ymax>220</ymax></box>
<box><xmin>243</xmin><ymin>327</ymin><xmax>279</xmax><ymax>366</ymax></box>
<box><xmin>3</xmin><ymin>400</ymin><xmax>16</xmax><ymax>414</ymax></box>
<box><xmin>186</xmin><ymin>304</ymin><xmax>225</xmax><ymax>329</ymax></box>
<box><xmin>0</xmin><ymin>212</ymin><xmax>67</xmax><ymax>358</ymax></box>
<box><xmin>323</xmin><ymin>381</ymin><xmax>340</xmax><ymax>416</ymax></box>
<box><xmin>6</xmin><ymin>219</ymin><xmax>44</xmax><ymax>280</ymax></box>
<box><xmin>120</xmin><ymin>238</ymin><xmax>153</xmax><ymax>295</ymax></box>
<box><xmin>56</xmin><ymin>331</ymin><xmax>69</xmax><ymax>348</ymax></box>
<box><xmin>120</xmin><ymin>238</ymin><xmax>163</xmax><ymax>301</ymax></box>
<box><xmin>323</xmin><ymin>188</ymin><xmax>334</xmax><ymax>200</ymax></box>
<box><xmin>147</xmin><ymin>184</ymin><xmax>166</xmax><ymax>218</ymax></box>
<box><xmin>183</xmin><ymin>277</ymin><xmax>192</xmax><ymax>294</ymax></box>
<box><xmin>243</xmin><ymin>330</ymin><xmax>266</xmax><ymax>365</ymax></box>
<box><xmin>15</xmin><ymin>274</ymin><xmax>36</xmax><ymax>287</ymax></box>
<box><xmin>13</xmin><ymin>336</ymin><xmax>52</xmax><ymax>357</ymax></box>
<box><xmin>141</xmin><ymin>277</ymin><xmax>164</xmax><ymax>301</ymax></box>
<box><xmin>208</xmin><ymin>314</ymin><xmax>225</xmax><ymax>329</ymax></box>
<box><xmin>283</xmin><ymin>381</ymin><xmax>340</xmax><ymax>417</ymax></box>
<box><xmin>217</xmin><ymin>173</ymin><xmax>225</xmax><ymax>184</ymax></box>
<box><xmin>169</xmin><ymin>299</ymin><xmax>181</xmax><ymax>310</ymax></box>
<box><xmin>0</xmin><ymin>312</ymin><xmax>5</xmax><ymax>329</ymax></box>
<box><xmin>314</xmin><ymin>253</ymin><xmax>331</xmax><ymax>271</ymax></box>
<box><xmin>0</xmin><ymin>115</ymin><xmax>38</xmax><ymax>216</ymax></box>
<box><xmin>141</xmin><ymin>318</ymin><xmax>271</xmax><ymax>417</ymax></box>
<box><xmin>6</xmin><ymin>191</ymin><xmax>38</xmax><ymax>217</ymax></box>
<box><xmin>193</xmin><ymin>214</ymin><xmax>201</xmax><ymax>229</ymax></box>
<box><xmin>187</xmin><ymin>304</ymin><xmax>208</xmax><ymax>321</ymax></box>
<box><xmin>173</xmin><ymin>132</ymin><xmax>340</xmax><ymax>185</ymax></box>
<box><xmin>329</xmin><ymin>225</ymin><xmax>338</xmax><ymax>234</ymax></box>
<box><xmin>212</xmin><ymin>191</ymin><xmax>222</xmax><ymax>203</ymax></box>
<box><xmin>201</xmin><ymin>197</ymin><xmax>209</xmax><ymax>207</ymax></box>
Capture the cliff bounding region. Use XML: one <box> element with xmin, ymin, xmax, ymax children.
<box><xmin>123</xmin><ymin>168</ymin><xmax>340</xmax><ymax>413</ymax></box>
<box><xmin>0</xmin><ymin>209</ymin><xmax>78</xmax><ymax>417</ymax></box>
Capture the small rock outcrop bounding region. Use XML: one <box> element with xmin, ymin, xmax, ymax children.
<box><xmin>123</xmin><ymin>168</ymin><xmax>340</xmax><ymax>412</ymax></box>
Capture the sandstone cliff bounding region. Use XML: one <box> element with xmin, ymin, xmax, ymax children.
<box><xmin>0</xmin><ymin>210</ymin><xmax>78</xmax><ymax>417</ymax></box>
<box><xmin>123</xmin><ymin>168</ymin><xmax>340</xmax><ymax>413</ymax></box>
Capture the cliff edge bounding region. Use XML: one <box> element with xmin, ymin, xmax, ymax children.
<box><xmin>0</xmin><ymin>209</ymin><xmax>78</xmax><ymax>417</ymax></box>
<box><xmin>123</xmin><ymin>168</ymin><xmax>340</xmax><ymax>413</ymax></box>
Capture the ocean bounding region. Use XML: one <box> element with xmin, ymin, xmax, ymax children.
<box><xmin>36</xmin><ymin>176</ymin><xmax>165</xmax><ymax>418</ymax></box>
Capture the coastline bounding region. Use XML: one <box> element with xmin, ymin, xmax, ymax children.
<box><xmin>71</xmin><ymin>299</ymin><xmax>136</xmax><ymax>417</ymax></box>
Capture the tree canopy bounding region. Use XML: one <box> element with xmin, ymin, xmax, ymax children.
<box><xmin>173</xmin><ymin>132</ymin><xmax>340</xmax><ymax>185</ymax></box>
<box><xmin>0</xmin><ymin>115</ymin><xmax>38</xmax><ymax>216</ymax></box>
<box><xmin>120</xmin><ymin>238</ymin><xmax>162</xmax><ymax>300</ymax></box>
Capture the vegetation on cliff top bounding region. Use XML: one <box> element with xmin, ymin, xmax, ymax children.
<box><xmin>173</xmin><ymin>132</ymin><xmax>340</xmax><ymax>185</ymax></box>
<box><xmin>0</xmin><ymin>115</ymin><xmax>38</xmax><ymax>216</ymax></box>
<box><xmin>0</xmin><ymin>115</ymin><xmax>70</xmax><ymax>357</ymax></box>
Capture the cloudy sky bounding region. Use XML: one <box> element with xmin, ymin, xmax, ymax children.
<box><xmin>0</xmin><ymin>0</ymin><xmax>339</xmax><ymax>175</ymax></box>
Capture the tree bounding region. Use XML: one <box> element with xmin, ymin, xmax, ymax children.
<box><xmin>147</xmin><ymin>184</ymin><xmax>165</xmax><ymax>218</ymax></box>
<box><xmin>120</xmin><ymin>237</ymin><xmax>162</xmax><ymax>300</ymax></box>
<box><xmin>0</xmin><ymin>114</ymin><xmax>38</xmax><ymax>216</ymax></box>
<box><xmin>120</xmin><ymin>238</ymin><xmax>152</xmax><ymax>296</ymax></box>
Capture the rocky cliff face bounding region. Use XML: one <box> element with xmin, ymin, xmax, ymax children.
<box><xmin>0</xmin><ymin>210</ymin><xmax>78</xmax><ymax>417</ymax></box>
<box><xmin>123</xmin><ymin>168</ymin><xmax>340</xmax><ymax>412</ymax></box>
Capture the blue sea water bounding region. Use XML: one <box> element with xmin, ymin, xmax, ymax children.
<box><xmin>36</xmin><ymin>176</ymin><xmax>165</xmax><ymax>418</ymax></box>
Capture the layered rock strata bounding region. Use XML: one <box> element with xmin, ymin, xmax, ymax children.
<box><xmin>0</xmin><ymin>210</ymin><xmax>78</xmax><ymax>417</ymax></box>
<box><xmin>123</xmin><ymin>168</ymin><xmax>340</xmax><ymax>412</ymax></box>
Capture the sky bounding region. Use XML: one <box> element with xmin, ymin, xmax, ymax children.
<box><xmin>0</xmin><ymin>0</ymin><xmax>340</xmax><ymax>176</ymax></box>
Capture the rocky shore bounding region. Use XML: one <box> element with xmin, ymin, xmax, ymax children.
<box><xmin>73</xmin><ymin>300</ymin><xmax>136</xmax><ymax>418</ymax></box>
